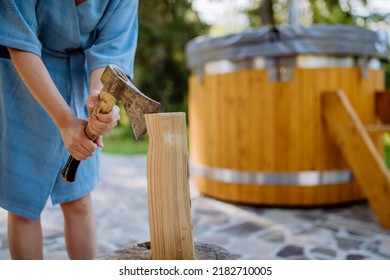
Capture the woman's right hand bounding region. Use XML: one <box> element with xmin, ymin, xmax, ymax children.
<box><xmin>59</xmin><ymin>116</ymin><xmax>97</xmax><ymax>161</ymax></box>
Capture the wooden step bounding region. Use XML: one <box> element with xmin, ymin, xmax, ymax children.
<box><xmin>365</xmin><ymin>124</ymin><xmax>390</xmax><ymax>134</ymax></box>
<box><xmin>322</xmin><ymin>90</ymin><xmax>390</xmax><ymax>229</ymax></box>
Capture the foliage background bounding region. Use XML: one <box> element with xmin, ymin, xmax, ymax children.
<box><xmin>134</xmin><ymin>0</ymin><xmax>209</xmax><ymax>113</ymax></box>
<box><xmin>103</xmin><ymin>0</ymin><xmax>390</xmax><ymax>155</ymax></box>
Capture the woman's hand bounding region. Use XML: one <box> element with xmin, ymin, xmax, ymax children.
<box><xmin>59</xmin><ymin>115</ymin><xmax>97</xmax><ymax>161</ymax></box>
<box><xmin>7</xmin><ymin>47</ymin><xmax>99</xmax><ymax>160</ymax></box>
<box><xmin>86</xmin><ymin>94</ymin><xmax>121</xmax><ymax>147</ymax></box>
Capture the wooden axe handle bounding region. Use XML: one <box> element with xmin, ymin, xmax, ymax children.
<box><xmin>61</xmin><ymin>89</ymin><xmax>117</xmax><ymax>183</ymax></box>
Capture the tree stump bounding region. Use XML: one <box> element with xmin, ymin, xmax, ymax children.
<box><xmin>98</xmin><ymin>241</ymin><xmax>237</xmax><ymax>260</ymax></box>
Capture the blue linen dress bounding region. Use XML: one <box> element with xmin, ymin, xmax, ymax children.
<box><xmin>0</xmin><ymin>0</ymin><xmax>138</xmax><ymax>221</ymax></box>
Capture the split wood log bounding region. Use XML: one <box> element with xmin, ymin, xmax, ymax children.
<box><xmin>145</xmin><ymin>112</ymin><xmax>195</xmax><ymax>260</ymax></box>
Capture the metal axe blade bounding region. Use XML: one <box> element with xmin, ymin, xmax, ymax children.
<box><xmin>61</xmin><ymin>64</ymin><xmax>160</xmax><ymax>182</ymax></box>
<box><xmin>101</xmin><ymin>64</ymin><xmax>161</xmax><ymax>139</ymax></box>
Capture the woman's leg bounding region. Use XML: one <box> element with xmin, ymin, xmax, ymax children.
<box><xmin>60</xmin><ymin>194</ymin><xmax>97</xmax><ymax>259</ymax></box>
<box><xmin>8</xmin><ymin>212</ymin><xmax>43</xmax><ymax>259</ymax></box>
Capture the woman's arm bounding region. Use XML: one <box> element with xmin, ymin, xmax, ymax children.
<box><xmin>7</xmin><ymin>47</ymin><xmax>97</xmax><ymax>160</ymax></box>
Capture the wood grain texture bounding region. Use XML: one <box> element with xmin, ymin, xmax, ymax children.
<box><xmin>145</xmin><ymin>113</ymin><xmax>195</xmax><ymax>260</ymax></box>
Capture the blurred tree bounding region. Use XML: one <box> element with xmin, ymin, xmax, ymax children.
<box><xmin>246</xmin><ymin>0</ymin><xmax>389</xmax><ymax>27</ymax></box>
<box><xmin>260</xmin><ymin>0</ymin><xmax>276</xmax><ymax>26</ymax></box>
<box><xmin>246</xmin><ymin>0</ymin><xmax>389</xmax><ymax>89</ymax></box>
<box><xmin>308</xmin><ymin>0</ymin><xmax>365</xmax><ymax>24</ymax></box>
<box><xmin>135</xmin><ymin>0</ymin><xmax>209</xmax><ymax>113</ymax></box>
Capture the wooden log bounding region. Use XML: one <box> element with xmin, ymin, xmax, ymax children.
<box><xmin>322</xmin><ymin>90</ymin><xmax>390</xmax><ymax>228</ymax></box>
<box><xmin>145</xmin><ymin>112</ymin><xmax>195</xmax><ymax>260</ymax></box>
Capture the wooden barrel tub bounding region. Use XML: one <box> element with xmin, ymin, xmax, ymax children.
<box><xmin>185</xmin><ymin>25</ymin><xmax>388</xmax><ymax>206</ymax></box>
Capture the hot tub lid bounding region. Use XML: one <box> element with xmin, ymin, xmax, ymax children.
<box><xmin>185</xmin><ymin>24</ymin><xmax>389</xmax><ymax>69</ymax></box>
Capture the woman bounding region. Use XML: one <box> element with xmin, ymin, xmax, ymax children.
<box><xmin>0</xmin><ymin>0</ymin><xmax>139</xmax><ymax>259</ymax></box>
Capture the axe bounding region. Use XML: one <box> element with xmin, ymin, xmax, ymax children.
<box><xmin>61</xmin><ymin>64</ymin><xmax>161</xmax><ymax>182</ymax></box>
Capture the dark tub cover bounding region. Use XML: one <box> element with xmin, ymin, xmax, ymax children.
<box><xmin>185</xmin><ymin>24</ymin><xmax>389</xmax><ymax>69</ymax></box>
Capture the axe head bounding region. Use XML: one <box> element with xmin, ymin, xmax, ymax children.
<box><xmin>100</xmin><ymin>65</ymin><xmax>161</xmax><ymax>140</ymax></box>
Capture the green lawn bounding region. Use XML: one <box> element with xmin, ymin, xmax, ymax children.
<box><xmin>385</xmin><ymin>133</ymin><xmax>390</xmax><ymax>169</ymax></box>
<box><xmin>102</xmin><ymin>125</ymin><xmax>148</xmax><ymax>155</ymax></box>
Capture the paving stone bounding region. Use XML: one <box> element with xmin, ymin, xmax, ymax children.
<box><xmin>346</xmin><ymin>228</ymin><xmax>374</xmax><ymax>237</ymax></box>
<box><xmin>43</xmin><ymin>237</ymin><xmax>62</xmax><ymax>246</ymax></box>
<box><xmin>193</xmin><ymin>211</ymin><xmax>231</xmax><ymax>227</ymax></box>
<box><xmin>317</xmin><ymin>222</ymin><xmax>341</xmax><ymax>233</ymax></box>
<box><xmin>0</xmin><ymin>239</ymin><xmax>8</xmax><ymax>250</ymax></box>
<box><xmin>219</xmin><ymin>221</ymin><xmax>266</xmax><ymax>236</ymax></box>
<box><xmin>290</xmin><ymin>231</ymin><xmax>332</xmax><ymax>247</ymax></box>
<box><xmin>0</xmin><ymin>249</ymin><xmax>10</xmax><ymax>259</ymax></box>
<box><xmin>336</xmin><ymin>237</ymin><xmax>364</xmax><ymax>251</ymax></box>
<box><xmin>309</xmin><ymin>247</ymin><xmax>338</xmax><ymax>259</ymax></box>
<box><xmin>44</xmin><ymin>238</ymin><xmax>66</xmax><ymax>251</ymax></box>
<box><xmin>376</xmin><ymin>238</ymin><xmax>390</xmax><ymax>256</ymax></box>
<box><xmin>337</xmin><ymin>204</ymin><xmax>377</xmax><ymax>223</ymax></box>
<box><xmin>196</xmin><ymin>235</ymin><xmax>230</xmax><ymax>246</ymax></box>
<box><xmin>195</xmin><ymin>208</ymin><xmax>227</xmax><ymax>216</ymax></box>
<box><xmin>276</xmin><ymin>245</ymin><xmax>304</xmax><ymax>258</ymax></box>
<box><xmin>366</xmin><ymin>238</ymin><xmax>390</xmax><ymax>258</ymax></box>
<box><xmin>296</xmin><ymin>211</ymin><xmax>326</xmax><ymax>222</ymax></box>
<box><xmin>229</xmin><ymin>238</ymin><xmax>278</xmax><ymax>260</ymax></box>
<box><xmin>203</xmin><ymin>214</ymin><xmax>231</xmax><ymax>225</ymax></box>
<box><xmin>1</xmin><ymin>154</ymin><xmax>390</xmax><ymax>260</ymax></box>
<box><xmin>43</xmin><ymin>251</ymin><xmax>68</xmax><ymax>260</ymax></box>
<box><xmin>260</xmin><ymin>229</ymin><xmax>285</xmax><ymax>243</ymax></box>
<box><xmin>346</xmin><ymin>253</ymin><xmax>370</xmax><ymax>260</ymax></box>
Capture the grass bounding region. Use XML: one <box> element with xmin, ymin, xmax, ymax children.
<box><xmin>386</xmin><ymin>146</ymin><xmax>390</xmax><ymax>169</ymax></box>
<box><xmin>102</xmin><ymin>125</ymin><xmax>148</xmax><ymax>155</ymax></box>
<box><xmin>384</xmin><ymin>133</ymin><xmax>390</xmax><ymax>169</ymax></box>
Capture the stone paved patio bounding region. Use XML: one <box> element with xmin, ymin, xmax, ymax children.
<box><xmin>1</xmin><ymin>154</ymin><xmax>390</xmax><ymax>260</ymax></box>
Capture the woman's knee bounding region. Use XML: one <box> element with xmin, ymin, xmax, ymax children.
<box><xmin>8</xmin><ymin>212</ymin><xmax>39</xmax><ymax>225</ymax></box>
<box><xmin>61</xmin><ymin>194</ymin><xmax>92</xmax><ymax>218</ymax></box>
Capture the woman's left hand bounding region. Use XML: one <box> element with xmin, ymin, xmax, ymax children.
<box><xmin>86</xmin><ymin>94</ymin><xmax>121</xmax><ymax>147</ymax></box>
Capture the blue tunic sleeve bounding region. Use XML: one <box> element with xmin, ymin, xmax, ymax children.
<box><xmin>0</xmin><ymin>0</ymin><xmax>41</xmax><ymax>58</ymax></box>
<box><xmin>84</xmin><ymin>0</ymin><xmax>138</xmax><ymax>79</ymax></box>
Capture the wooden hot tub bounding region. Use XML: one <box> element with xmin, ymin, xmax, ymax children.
<box><xmin>186</xmin><ymin>25</ymin><xmax>388</xmax><ymax>206</ymax></box>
